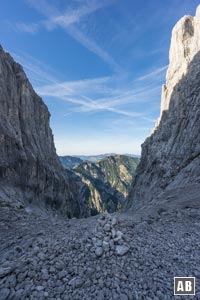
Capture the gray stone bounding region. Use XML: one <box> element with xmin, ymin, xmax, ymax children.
<box><xmin>102</xmin><ymin>241</ymin><xmax>110</xmax><ymax>252</ymax></box>
<box><xmin>109</xmin><ymin>239</ymin><xmax>115</xmax><ymax>250</ymax></box>
<box><xmin>95</xmin><ymin>239</ymin><xmax>102</xmax><ymax>247</ymax></box>
<box><xmin>111</xmin><ymin>218</ymin><xmax>117</xmax><ymax>226</ymax></box>
<box><xmin>35</xmin><ymin>286</ymin><xmax>44</xmax><ymax>292</ymax></box>
<box><xmin>111</xmin><ymin>228</ymin><xmax>116</xmax><ymax>238</ymax></box>
<box><xmin>95</xmin><ymin>247</ymin><xmax>103</xmax><ymax>257</ymax></box>
<box><xmin>68</xmin><ymin>277</ymin><xmax>84</xmax><ymax>288</ymax></box>
<box><xmin>44</xmin><ymin>291</ymin><xmax>49</xmax><ymax>297</ymax></box>
<box><xmin>115</xmin><ymin>245</ymin><xmax>129</xmax><ymax>256</ymax></box>
<box><xmin>116</xmin><ymin>230</ymin><xmax>123</xmax><ymax>239</ymax></box>
<box><xmin>103</xmin><ymin>236</ymin><xmax>110</xmax><ymax>242</ymax></box>
<box><xmin>103</xmin><ymin>223</ymin><xmax>111</xmax><ymax>232</ymax></box>
<box><xmin>58</xmin><ymin>270</ymin><xmax>68</xmax><ymax>280</ymax></box>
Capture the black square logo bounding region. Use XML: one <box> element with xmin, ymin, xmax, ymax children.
<box><xmin>174</xmin><ymin>277</ymin><xmax>195</xmax><ymax>295</ymax></box>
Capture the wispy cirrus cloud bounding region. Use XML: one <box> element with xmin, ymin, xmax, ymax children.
<box><xmin>44</xmin><ymin>0</ymin><xmax>113</xmax><ymax>29</ymax></box>
<box><xmin>37</xmin><ymin>77</ymin><xmax>159</xmax><ymax>121</ymax></box>
<box><xmin>137</xmin><ymin>65</ymin><xmax>168</xmax><ymax>81</ymax></box>
<box><xmin>14</xmin><ymin>22</ymin><xmax>40</xmax><ymax>34</ymax></box>
<box><xmin>12</xmin><ymin>50</ymin><xmax>158</xmax><ymax>121</ymax></box>
<box><xmin>5</xmin><ymin>20</ymin><xmax>40</xmax><ymax>34</ymax></box>
<box><xmin>62</xmin><ymin>25</ymin><xmax>121</xmax><ymax>72</ymax></box>
<box><xmin>23</xmin><ymin>0</ymin><xmax>121</xmax><ymax>72</ymax></box>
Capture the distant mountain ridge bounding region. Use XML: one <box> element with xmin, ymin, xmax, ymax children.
<box><xmin>59</xmin><ymin>153</ymin><xmax>140</xmax><ymax>168</ymax></box>
<box><xmin>59</xmin><ymin>156</ymin><xmax>83</xmax><ymax>169</ymax></box>
<box><xmin>64</xmin><ymin>155</ymin><xmax>140</xmax><ymax>215</ymax></box>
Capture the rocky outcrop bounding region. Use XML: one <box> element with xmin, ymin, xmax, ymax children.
<box><xmin>126</xmin><ymin>5</ymin><xmax>200</xmax><ymax>210</ymax></box>
<box><xmin>0</xmin><ymin>46</ymin><xmax>80</xmax><ymax>217</ymax></box>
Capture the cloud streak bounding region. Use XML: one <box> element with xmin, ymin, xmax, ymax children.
<box><xmin>45</xmin><ymin>0</ymin><xmax>113</xmax><ymax>28</ymax></box>
<box><xmin>12</xmin><ymin>49</ymin><xmax>163</xmax><ymax>125</ymax></box>
<box><xmin>14</xmin><ymin>22</ymin><xmax>40</xmax><ymax>34</ymax></box>
<box><xmin>137</xmin><ymin>65</ymin><xmax>168</xmax><ymax>81</ymax></box>
<box><xmin>37</xmin><ymin>77</ymin><xmax>159</xmax><ymax>122</ymax></box>
<box><xmin>12</xmin><ymin>52</ymin><xmax>138</xmax><ymax>118</ymax></box>
<box><xmin>24</xmin><ymin>0</ymin><xmax>120</xmax><ymax>72</ymax></box>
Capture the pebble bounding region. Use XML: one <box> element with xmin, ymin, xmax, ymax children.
<box><xmin>36</xmin><ymin>286</ymin><xmax>44</xmax><ymax>291</ymax></box>
<box><xmin>95</xmin><ymin>247</ymin><xmax>103</xmax><ymax>257</ymax></box>
<box><xmin>115</xmin><ymin>245</ymin><xmax>129</xmax><ymax>256</ymax></box>
<box><xmin>103</xmin><ymin>241</ymin><xmax>110</xmax><ymax>252</ymax></box>
<box><xmin>44</xmin><ymin>291</ymin><xmax>49</xmax><ymax>297</ymax></box>
<box><xmin>103</xmin><ymin>223</ymin><xmax>111</xmax><ymax>232</ymax></box>
<box><xmin>69</xmin><ymin>277</ymin><xmax>84</xmax><ymax>288</ymax></box>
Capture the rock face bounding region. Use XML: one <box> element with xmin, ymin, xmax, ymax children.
<box><xmin>0</xmin><ymin>46</ymin><xmax>79</xmax><ymax>217</ymax></box>
<box><xmin>126</xmin><ymin>5</ymin><xmax>200</xmax><ymax>210</ymax></box>
<box><xmin>160</xmin><ymin>5</ymin><xmax>200</xmax><ymax>116</ymax></box>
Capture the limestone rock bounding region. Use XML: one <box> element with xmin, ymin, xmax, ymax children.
<box><xmin>159</xmin><ymin>5</ymin><xmax>200</xmax><ymax>121</ymax></box>
<box><xmin>125</xmin><ymin>5</ymin><xmax>200</xmax><ymax>211</ymax></box>
<box><xmin>115</xmin><ymin>245</ymin><xmax>129</xmax><ymax>256</ymax></box>
<box><xmin>69</xmin><ymin>277</ymin><xmax>84</xmax><ymax>288</ymax></box>
<box><xmin>95</xmin><ymin>247</ymin><xmax>104</xmax><ymax>257</ymax></box>
<box><xmin>0</xmin><ymin>46</ymin><xmax>80</xmax><ymax>217</ymax></box>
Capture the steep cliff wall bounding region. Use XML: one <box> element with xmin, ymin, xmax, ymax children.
<box><xmin>0</xmin><ymin>46</ymin><xmax>80</xmax><ymax>217</ymax></box>
<box><xmin>126</xmin><ymin>6</ymin><xmax>200</xmax><ymax>210</ymax></box>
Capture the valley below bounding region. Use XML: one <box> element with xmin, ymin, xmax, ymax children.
<box><xmin>61</xmin><ymin>155</ymin><xmax>139</xmax><ymax>215</ymax></box>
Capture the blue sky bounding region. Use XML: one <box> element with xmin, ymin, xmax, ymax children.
<box><xmin>1</xmin><ymin>0</ymin><xmax>199</xmax><ymax>155</ymax></box>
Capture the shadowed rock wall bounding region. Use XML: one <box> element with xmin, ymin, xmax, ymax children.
<box><xmin>0</xmin><ymin>46</ymin><xmax>80</xmax><ymax>217</ymax></box>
